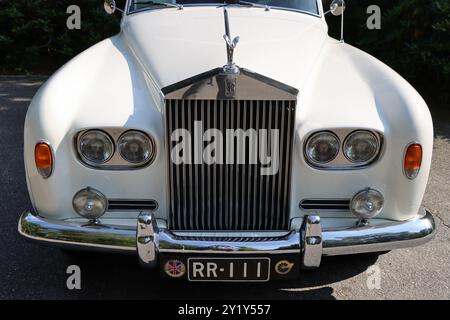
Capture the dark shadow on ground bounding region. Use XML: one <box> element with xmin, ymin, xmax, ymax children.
<box><xmin>55</xmin><ymin>249</ymin><xmax>381</xmax><ymax>300</ymax></box>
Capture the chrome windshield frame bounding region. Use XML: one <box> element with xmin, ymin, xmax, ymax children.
<box><xmin>125</xmin><ymin>0</ymin><xmax>323</xmax><ymax>18</ymax></box>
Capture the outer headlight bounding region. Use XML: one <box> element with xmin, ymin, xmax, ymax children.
<box><xmin>305</xmin><ymin>131</ymin><xmax>340</xmax><ymax>165</ymax></box>
<box><xmin>72</xmin><ymin>187</ymin><xmax>108</xmax><ymax>220</ymax></box>
<box><xmin>343</xmin><ymin>130</ymin><xmax>379</xmax><ymax>163</ymax></box>
<box><xmin>350</xmin><ymin>188</ymin><xmax>384</xmax><ymax>219</ymax></box>
<box><xmin>118</xmin><ymin>130</ymin><xmax>155</xmax><ymax>165</ymax></box>
<box><xmin>79</xmin><ymin>130</ymin><xmax>114</xmax><ymax>164</ymax></box>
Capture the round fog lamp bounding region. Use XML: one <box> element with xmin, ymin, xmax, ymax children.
<box><xmin>350</xmin><ymin>188</ymin><xmax>384</xmax><ymax>219</ymax></box>
<box><xmin>72</xmin><ymin>187</ymin><xmax>108</xmax><ymax>220</ymax></box>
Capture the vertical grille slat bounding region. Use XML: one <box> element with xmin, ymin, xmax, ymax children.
<box><xmin>264</xmin><ymin>100</ymin><xmax>271</xmax><ymax>230</ymax></box>
<box><xmin>166</xmin><ymin>98</ymin><xmax>296</xmax><ymax>231</ymax></box>
<box><xmin>175</xmin><ymin>100</ymin><xmax>182</xmax><ymax>229</ymax></box>
<box><xmin>235</xmin><ymin>101</ymin><xmax>241</xmax><ymax>230</ymax></box>
<box><xmin>218</xmin><ymin>100</ymin><xmax>224</xmax><ymax>230</ymax></box>
<box><xmin>225</xmin><ymin>100</ymin><xmax>230</xmax><ymax>229</ymax></box>
<box><xmin>252</xmin><ymin>100</ymin><xmax>259</xmax><ymax>230</ymax></box>
<box><xmin>258</xmin><ymin>100</ymin><xmax>266</xmax><ymax>230</ymax></box>
<box><xmin>283</xmin><ymin>101</ymin><xmax>295</xmax><ymax>220</ymax></box>
<box><xmin>276</xmin><ymin>101</ymin><xmax>286</xmax><ymax>227</ymax></box>
<box><xmin>168</xmin><ymin>99</ymin><xmax>175</xmax><ymax>229</ymax></box>
<box><xmin>272</xmin><ymin>101</ymin><xmax>279</xmax><ymax>229</ymax></box>
<box><xmin>247</xmin><ymin>100</ymin><xmax>253</xmax><ymax>230</ymax></box>
<box><xmin>181</xmin><ymin>100</ymin><xmax>188</xmax><ymax>229</ymax></box>
<box><xmin>212</xmin><ymin>100</ymin><xmax>218</xmax><ymax>230</ymax></box>
<box><xmin>188</xmin><ymin>100</ymin><xmax>194</xmax><ymax>230</ymax></box>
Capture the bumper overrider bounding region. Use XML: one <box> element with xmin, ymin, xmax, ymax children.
<box><xmin>18</xmin><ymin>208</ymin><xmax>435</xmax><ymax>270</ymax></box>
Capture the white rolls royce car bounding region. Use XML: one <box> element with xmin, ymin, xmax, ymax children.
<box><xmin>19</xmin><ymin>0</ymin><xmax>436</xmax><ymax>281</ymax></box>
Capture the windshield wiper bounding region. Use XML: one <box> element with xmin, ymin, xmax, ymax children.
<box><xmin>217</xmin><ymin>0</ymin><xmax>271</xmax><ymax>11</ymax></box>
<box><xmin>235</xmin><ymin>1</ymin><xmax>271</xmax><ymax>10</ymax></box>
<box><xmin>132</xmin><ymin>1</ymin><xmax>183</xmax><ymax>10</ymax></box>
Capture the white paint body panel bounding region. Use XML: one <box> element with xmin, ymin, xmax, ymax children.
<box><xmin>24</xmin><ymin>6</ymin><xmax>433</xmax><ymax>227</ymax></box>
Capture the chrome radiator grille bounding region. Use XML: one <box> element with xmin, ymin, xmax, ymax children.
<box><xmin>166</xmin><ymin>99</ymin><xmax>296</xmax><ymax>231</ymax></box>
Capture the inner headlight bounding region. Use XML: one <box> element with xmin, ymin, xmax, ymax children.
<box><xmin>305</xmin><ymin>131</ymin><xmax>340</xmax><ymax>165</ymax></box>
<box><xmin>79</xmin><ymin>130</ymin><xmax>114</xmax><ymax>164</ymax></box>
<box><xmin>72</xmin><ymin>187</ymin><xmax>108</xmax><ymax>220</ymax></box>
<box><xmin>118</xmin><ymin>130</ymin><xmax>155</xmax><ymax>165</ymax></box>
<box><xmin>343</xmin><ymin>130</ymin><xmax>379</xmax><ymax>163</ymax></box>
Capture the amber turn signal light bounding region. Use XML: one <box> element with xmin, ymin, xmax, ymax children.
<box><xmin>35</xmin><ymin>142</ymin><xmax>53</xmax><ymax>178</ymax></box>
<box><xmin>404</xmin><ymin>143</ymin><xmax>422</xmax><ymax>179</ymax></box>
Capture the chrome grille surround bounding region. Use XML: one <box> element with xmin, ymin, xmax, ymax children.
<box><xmin>163</xmin><ymin>68</ymin><xmax>298</xmax><ymax>231</ymax></box>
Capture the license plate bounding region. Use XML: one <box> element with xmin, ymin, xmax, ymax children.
<box><xmin>187</xmin><ymin>257</ymin><xmax>270</xmax><ymax>282</ymax></box>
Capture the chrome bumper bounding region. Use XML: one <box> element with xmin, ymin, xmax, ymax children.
<box><xmin>18</xmin><ymin>209</ymin><xmax>436</xmax><ymax>268</ymax></box>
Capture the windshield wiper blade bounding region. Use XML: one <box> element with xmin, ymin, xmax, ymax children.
<box><xmin>132</xmin><ymin>1</ymin><xmax>183</xmax><ymax>10</ymax></box>
<box><xmin>217</xmin><ymin>0</ymin><xmax>271</xmax><ymax>11</ymax></box>
<box><xmin>236</xmin><ymin>1</ymin><xmax>271</xmax><ymax>10</ymax></box>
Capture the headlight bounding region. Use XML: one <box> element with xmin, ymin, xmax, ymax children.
<box><xmin>79</xmin><ymin>130</ymin><xmax>114</xmax><ymax>164</ymax></box>
<box><xmin>343</xmin><ymin>130</ymin><xmax>379</xmax><ymax>163</ymax></box>
<box><xmin>72</xmin><ymin>187</ymin><xmax>108</xmax><ymax>220</ymax></box>
<box><xmin>118</xmin><ymin>131</ymin><xmax>155</xmax><ymax>165</ymax></box>
<box><xmin>305</xmin><ymin>132</ymin><xmax>340</xmax><ymax>165</ymax></box>
<box><xmin>350</xmin><ymin>188</ymin><xmax>384</xmax><ymax>219</ymax></box>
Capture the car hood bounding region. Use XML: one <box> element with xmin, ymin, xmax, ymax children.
<box><xmin>122</xmin><ymin>6</ymin><xmax>328</xmax><ymax>91</ymax></box>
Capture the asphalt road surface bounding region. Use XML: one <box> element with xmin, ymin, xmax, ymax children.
<box><xmin>0</xmin><ymin>76</ymin><xmax>449</xmax><ymax>300</ymax></box>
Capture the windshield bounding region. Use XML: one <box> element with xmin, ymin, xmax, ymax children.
<box><xmin>128</xmin><ymin>0</ymin><xmax>320</xmax><ymax>15</ymax></box>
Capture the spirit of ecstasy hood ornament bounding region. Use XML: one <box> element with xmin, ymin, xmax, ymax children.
<box><xmin>222</xmin><ymin>7</ymin><xmax>240</xmax><ymax>74</ymax></box>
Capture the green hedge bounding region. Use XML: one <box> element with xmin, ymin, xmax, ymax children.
<box><xmin>353</xmin><ymin>0</ymin><xmax>449</xmax><ymax>86</ymax></box>
<box><xmin>1</xmin><ymin>0</ymin><xmax>449</xmax><ymax>94</ymax></box>
<box><xmin>0</xmin><ymin>0</ymin><xmax>122</xmax><ymax>74</ymax></box>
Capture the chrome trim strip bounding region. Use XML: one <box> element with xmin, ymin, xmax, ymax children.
<box><xmin>159</xmin><ymin>230</ymin><xmax>301</xmax><ymax>254</ymax></box>
<box><xmin>126</xmin><ymin>4</ymin><xmax>322</xmax><ymax>18</ymax></box>
<box><xmin>18</xmin><ymin>209</ymin><xmax>436</xmax><ymax>260</ymax></box>
<box><xmin>161</xmin><ymin>67</ymin><xmax>299</xmax><ymax>99</ymax></box>
<box><xmin>171</xmin><ymin>231</ymin><xmax>290</xmax><ymax>237</ymax></box>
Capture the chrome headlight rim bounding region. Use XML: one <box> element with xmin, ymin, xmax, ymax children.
<box><xmin>78</xmin><ymin>129</ymin><xmax>115</xmax><ymax>165</ymax></box>
<box><xmin>117</xmin><ymin>130</ymin><xmax>156</xmax><ymax>166</ymax></box>
<box><xmin>343</xmin><ymin>130</ymin><xmax>380</xmax><ymax>165</ymax></box>
<box><xmin>304</xmin><ymin>131</ymin><xmax>340</xmax><ymax>167</ymax></box>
